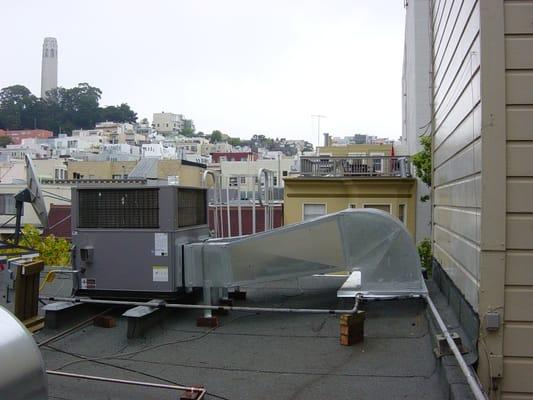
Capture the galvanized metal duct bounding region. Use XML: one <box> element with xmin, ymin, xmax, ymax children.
<box><xmin>0</xmin><ymin>306</ymin><xmax>48</xmax><ymax>400</ymax></box>
<box><xmin>184</xmin><ymin>208</ymin><xmax>427</xmax><ymax>298</ymax></box>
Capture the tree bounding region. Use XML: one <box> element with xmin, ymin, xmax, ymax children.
<box><xmin>209</xmin><ymin>130</ymin><xmax>223</xmax><ymax>143</ymax></box>
<box><xmin>0</xmin><ymin>84</ymin><xmax>141</xmax><ymax>134</ymax></box>
<box><xmin>0</xmin><ymin>85</ymin><xmax>38</xmax><ymax>129</ymax></box>
<box><xmin>0</xmin><ymin>136</ymin><xmax>12</xmax><ymax>147</ymax></box>
<box><xmin>0</xmin><ymin>225</ymin><xmax>71</xmax><ymax>266</ymax></box>
<box><xmin>228</xmin><ymin>137</ymin><xmax>241</xmax><ymax>146</ymax></box>
<box><xmin>99</xmin><ymin>103</ymin><xmax>137</xmax><ymax>123</ymax></box>
<box><xmin>180</xmin><ymin>119</ymin><xmax>195</xmax><ymax>137</ymax></box>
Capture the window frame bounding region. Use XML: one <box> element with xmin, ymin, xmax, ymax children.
<box><xmin>302</xmin><ymin>203</ymin><xmax>327</xmax><ymax>221</ymax></box>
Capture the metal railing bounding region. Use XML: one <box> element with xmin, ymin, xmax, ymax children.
<box><xmin>299</xmin><ymin>156</ymin><xmax>411</xmax><ymax>177</ymax></box>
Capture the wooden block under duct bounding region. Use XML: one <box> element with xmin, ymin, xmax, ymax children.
<box><xmin>94</xmin><ymin>315</ymin><xmax>116</xmax><ymax>328</ymax></box>
<box><xmin>339</xmin><ymin>310</ymin><xmax>365</xmax><ymax>346</ymax></box>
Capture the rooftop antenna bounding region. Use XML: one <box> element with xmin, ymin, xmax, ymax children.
<box><xmin>311</xmin><ymin>114</ymin><xmax>326</xmax><ymax>149</ymax></box>
<box><xmin>12</xmin><ymin>154</ymin><xmax>48</xmax><ymax>245</ymax></box>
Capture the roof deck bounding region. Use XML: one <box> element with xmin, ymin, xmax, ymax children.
<box><xmin>298</xmin><ymin>156</ymin><xmax>411</xmax><ymax>178</ymax></box>
<box><xmin>30</xmin><ymin>276</ymin><xmax>456</xmax><ymax>400</ymax></box>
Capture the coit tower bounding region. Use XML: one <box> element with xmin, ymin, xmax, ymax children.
<box><xmin>41</xmin><ymin>37</ymin><xmax>58</xmax><ymax>98</ymax></box>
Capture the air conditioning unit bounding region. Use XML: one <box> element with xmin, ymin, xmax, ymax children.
<box><xmin>71</xmin><ymin>183</ymin><xmax>209</xmax><ymax>299</ymax></box>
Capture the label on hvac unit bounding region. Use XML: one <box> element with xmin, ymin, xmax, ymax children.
<box><xmin>154</xmin><ymin>233</ymin><xmax>168</xmax><ymax>256</ymax></box>
<box><xmin>152</xmin><ymin>266</ymin><xmax>168</xmax><ymax>282</ymax></box>
<box><xmin>80</xmin><ymin>278</ymin><xmax>96</xmax><ymax>289</ymax></box>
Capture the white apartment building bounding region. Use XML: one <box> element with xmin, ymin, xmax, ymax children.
<box><xmin>141</xmin><ymin>143</ymin><xmax>178</xmax><ymax>159</ymax></box>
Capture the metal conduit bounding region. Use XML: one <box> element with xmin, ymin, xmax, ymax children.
<box><xmin>202</xmin><ymin>170</ymin><xmax>219</xmax><ymax>237</ymax></box>
<box><xmin>46</xmin><ymin>370</ymin><xmax>206</xmax><ymax>399</ymax></box>
<box><xmin>257</xmin><ymin>168</ymin><xmax>274</xmax><ymax>231</ymax></box>
<box><xmin>425</xmin><ymin>294</ymin><xmax>487</xmax><ymax>400</ymax></box>
<box><xmin>40</xmin><ymin>295</ymin><xmax>361</xmax><ymax>315</ymax></box>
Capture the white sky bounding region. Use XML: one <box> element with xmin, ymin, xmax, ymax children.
<box><xmin>1</xmin><ymin>1</ymin><xmax>406</xmax><ymax>144</ymax></box>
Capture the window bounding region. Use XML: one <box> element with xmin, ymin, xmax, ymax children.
<box><xmin>303</xmin><ymin>204</ymin><xmax>326</xmax><ymax>221</ymax></box>
<box><xmin>363</xmin><ymin>204</ymin><xmax>391</xmax><ymax>213</ymax></box>
<box><xmin>398</xmin><ymin>204</ymin><xmax>406</xmax><ymax>224</ymax></box>
<box><xmin>273</xmin><ymin>176</ymin><xmax>278</xmax><ymax>186</ymax></box>
<box><xmin>0</xmin><ymin>194</ymin><xmax>17</xmax><ymax>215</ymax></box>
<box><xmin>229</xmin><ymin>177</ymin><xmax>238</xmax><ymax>187</ymax></box>
<box><xmin>240</xmin><ymin>176</ymin><xmax>246</xmax><ymax>184</ymax></box>
<box><xmin>282</xmin><ymin>170</ymin><xmax>288</xmax><ymax>177</ymax></box>
<box><xmin>78</xmin><ymin>188</ymin><xmax>159</xmax><ymax>229</ymax></box>
<box><xmin>55</xmin><ymin>169</ymin><xmax>60</xmax><ymax>180</ymax></box>
<box><xmin>349</xmin><ymin>204</ymin><xmax>357</xmax><ymax>208</ymax></box>
<box><xmin>112</xmin><ymin>174</ymin><xmax>122</xmax><ymax>179</ymax></box>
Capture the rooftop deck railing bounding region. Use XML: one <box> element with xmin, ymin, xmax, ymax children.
<box><xmin>299</xmin><ymin>156</ymin><xmax>411</xmax><ymax>177</ymax></box>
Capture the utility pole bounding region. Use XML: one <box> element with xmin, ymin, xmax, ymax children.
<box><xmin>311</xmin><ymin>114</ymin><xmax>326</xmax><ymax>149</ymax></box>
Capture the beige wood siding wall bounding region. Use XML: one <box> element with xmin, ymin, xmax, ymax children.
<box><xmin>503</xmin><ymin>1</ymin><xmax>533</xmax><ymax>396</ymax></box>
<box><xmin>431</xmin><ymin>0</ymin><xmax>482</xmax><ymax>310</ymax></box>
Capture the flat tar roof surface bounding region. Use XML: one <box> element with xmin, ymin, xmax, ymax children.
<box><xmin>35</xmin><ymin>277</ymin><xmax>445</xmax><ymax>400</ymax></box>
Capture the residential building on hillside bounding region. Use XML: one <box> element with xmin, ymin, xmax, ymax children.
<box><xmin>152</xmin><ymin>112</ymin><xmax>184</xmax><ymax>135</ymax></box>
<box><xmin>220</xmin><ymin>157</ymin><xmax>295</xmax><ymax>191</ymax></box>
<box><xmin>0</xmin><ymin>129</ymin><xmax>53</xmax><ymax>145</ymax></box>
<box><xmin>210</xmin><ymin>152</ymin><xmax>257</xmax><ymax>163</ymax></box>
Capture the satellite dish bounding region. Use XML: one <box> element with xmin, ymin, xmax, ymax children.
<box><xmin>25</xmin><ymin>154</ymin><xmax>48</xmax><ymax>228</ymax></box>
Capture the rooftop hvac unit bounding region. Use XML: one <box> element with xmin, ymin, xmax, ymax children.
<box><xmin>71</xmin><ymin>184</ymin><xmax>209</xmax><ymax>299</ymax></box>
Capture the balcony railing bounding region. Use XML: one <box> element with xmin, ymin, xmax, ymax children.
<box><xmin>299</xmin><ymin>156</ymin><xmax>411</xmax><ymax>177</ymax></box>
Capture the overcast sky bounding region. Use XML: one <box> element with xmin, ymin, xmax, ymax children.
<box><xmin>1</xmin><ymin>1</ymin><xmax>406</xmax><ymax>144</ymax></box>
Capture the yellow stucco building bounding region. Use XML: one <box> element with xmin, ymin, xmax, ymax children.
<box><xmin>284</xmin><ymin>145</ymin><xmax>416</xmax><ymax>237</ymax></box>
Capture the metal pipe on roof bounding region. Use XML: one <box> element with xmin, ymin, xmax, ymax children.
<box><xmin>202</xmin><ymin>170</ymin><xmax>219</xmax><ymax>237</ymax></box>
<box><xmin>40</xmin><ymin>295</ymin><xmax>361</xmax><ymax>315</ymax></box>
<box><xmin>46</xmin><ymin>370</ymin><xmax>206</xmax><ymax>399</ymax></box>
<box><xmin>425</xmin><ymin>294</ymin><xmax>487</xmax><ymax>400</ymax></box>
<box><xmin>226</xmin><ymin>186</ymin><xmax>231</xmax><ymax>238</ymax></box>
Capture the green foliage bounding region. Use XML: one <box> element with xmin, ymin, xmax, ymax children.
<box><xmin>227</xmin><ymin>137</ymin><xmax>241</xmax><ymax>146</ymax></box>
<box><xmin>180</xmin><ymin>119</ymin><xmax>196</xmax><ymax>137</ymax></box>
<box><xmin>209</xmin><ymin>130</ymin><xmax>223</xmax><ymax>143</ymax></box>
<box><xmin>0</xmin><ymin>135</ymin><xmax>12</xmax><ymax>147</ymax></box>
<box><xmin>4</xmin><ymin>225</ymin><xmax>71</xmax><ymax>266</ymax></box>
<box><xmin>417</xmin><ymin>238</ymin><xmax>432</xmax><ymax>274</ymax></box>
<box><xmin>412</xmin><ymin>135</ymin><xmax>432</xmax><ymax>188</ymax></box>
<box><xmin>0</xmin><ymin>84</ymin><xmax>138</xmax><ymax>134</ymax></box>
<box><xmin>99</xmin><ymin>103</ymin><xmax>137</xmax><ymax>123</ymax></box>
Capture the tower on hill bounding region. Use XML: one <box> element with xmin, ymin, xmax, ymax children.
<box><xmin>41</xmin><ymin>37</ymin><xmax>58</xmax><ymax>98</ymax></box>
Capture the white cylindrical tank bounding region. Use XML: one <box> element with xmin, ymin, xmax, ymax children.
<box><xmin>0</xmin><ymin>306</ymin><xmax>48</xmax><ymax>400</ymax></box>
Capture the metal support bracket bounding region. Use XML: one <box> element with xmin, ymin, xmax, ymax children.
<box><xmin>123</xmin><ymin>299</ymin><xmax>165</xmax><ymax>339</ymax></box>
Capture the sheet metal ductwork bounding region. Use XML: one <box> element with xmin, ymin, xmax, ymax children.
<box><xmin>184</xmin><ymin>208</ymin><xmax>427</xmax><ymax>298</ymax></box>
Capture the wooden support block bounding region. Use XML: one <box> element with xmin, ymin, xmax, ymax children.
<box><xmin>196</xmin><ymin>316</ymin><xmax>218</xmax><ymax>328</ymax></box>
<box><xmin>180</xmin><ymin>388</ymin><xmax>203</xmax><ymax>400</ymax></box>
<box><xmin>339</xmin><ymin>311</ymin><xmax>365</xmax><ymax>346</ymax></box>
<box><xmin>94</xmin><ymin>315</ymin><xmax>116</xmax><ymax>328</ymax></box>
<box><xmin>24</xmin><ymin>315</ymin><xmax>45</xmax><ymax>333</ymax></box>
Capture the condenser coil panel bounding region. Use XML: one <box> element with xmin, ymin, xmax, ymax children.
<box><xmin>78</xmin><ymin>188</ymin><xmax>159</xmax><ymax>229</ymax></box>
